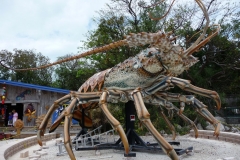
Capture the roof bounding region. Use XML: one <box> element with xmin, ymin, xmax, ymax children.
<box><xmin>0</xmin><ymin>79</ymin><xmax>70</xmax><ymax>94</ymax></box>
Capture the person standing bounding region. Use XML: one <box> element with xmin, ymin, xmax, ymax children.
<box><xmin>12</xmin><ymin>110</ymin><xmax>18</xmax><ymax>128</ymax></box>
<box><xmin>8</xmin><ymin>112</ymin><xmax>13</xmax><ymax>127</ymax></box>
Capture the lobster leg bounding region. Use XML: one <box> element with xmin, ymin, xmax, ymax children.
<box><xmin>155</xmin><ymin>92</ymin><xmax>219</xmax><ymax>136</ymax></box>
<box><xmin>159</xmin><ymin>105</ymin><xmax>198</xmax><ymax>139</ymax></box>
<box><xmin>56</xmin><ymin>91</ymin><xmax>102</xmax><ymax>160</ymax></box>
<box><xmin>63</xmin><ymin>98</ymin><xmax>78</xmax><ymax>160</ymax></box>
<box><xmin>170</xmin><ymin>77</ymin><xmax>221</xmax><ymax>110</ymax></box>
<box><xmin>145</xmin><ymin>94</ymin><xmax>198</xmax><ymax>138</ymax></box>
<box><xmin>99</xmin><ymin>91</ymin><xmax>130</xmax><ymax>155</ymax></box>
<box><xmin>38</xmin><ymin>91</ymin><xmax>102</xmax><ymax>160</ymax></box>
<box><xmin>49</xmin><ymin>109</ymin><xmax>66</xmax><ymax>133</ymax></box>
<box><xmin>37</xmin><ymin>94</ymin><xmax>71</xmax><ymax>145</ymax></box>
<box><xmin>143</xmin><ymin>76</ymin><xmax>221</xmax><ymax>110</ymax></box>
<box><xmin>174</xmin><ymin>109</ymin><xmax>199</xmax><ymax>138</ymax></box>
<box><xmin>158</xmin><ymin>106</ymin><xmax>176</xmax><ymax>140</ymax></box>
<box><xmin>143</xmin><ymin>77</ymin><xmax>220</xmax><ymax>136</ymax></box>
<box><xmin>132</xmin><ymin>89</ymin><xmax>179</xmax><ymax>160</ymax></box>
<box><xmin>192</xmin><ymin>98</ymin><xmax>220</xmax><ymax>136</ymax></box>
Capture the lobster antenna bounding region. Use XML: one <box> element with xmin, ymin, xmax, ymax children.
<box><xmin>185</xmin><ymin>24</ymin><xmax>220</xmax><ymax>56</ymax></box>
<box><xmin>0</xmin><ymin>40</ymin><xmax>128</xmax><ymax>71</ymax></box>
<box><xmin>183</xmin><ymin>0</ymin><xmax>217</xmax><ymax>56</ymax></box>
<box><xmin>148</xmin><ymin>0</ymin><xmax>175</xmax><ymax>21</ymax></box>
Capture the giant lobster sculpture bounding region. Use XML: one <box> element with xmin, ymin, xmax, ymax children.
<box><xmin>1</xmin><ymin>0</ymin><xmax>221</xmax><ymax>159</ymax></box>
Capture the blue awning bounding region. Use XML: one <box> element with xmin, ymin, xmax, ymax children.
<box><xmin>0</xmin><ymin>79</ymin><xmax>70</xmax><ymax>94</ymax></box>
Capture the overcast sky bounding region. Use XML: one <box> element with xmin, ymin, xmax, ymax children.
<box><xmin>1</xmin><ymin>0</ymin><xmax>238</xmax><ymax>63</ymax></box>
<box><xmin>0</xmin><ymin>0</ymin><xmax>110</xmax><ymax>62</ymax></box>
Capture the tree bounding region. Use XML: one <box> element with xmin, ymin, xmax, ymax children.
<box><xmin>0</xmin><ymin>49</ymin><xmax>53</xmax><ymax>86</ymax></box>
<box><xmin>52</xmin><ymin>54</ymin><xmax>96</xmax><ymax>90</ymax></box>
<box><xmin>0</xmin><ymin>50</ymin><xmax>13</xmax><ymax>79</ymax></box>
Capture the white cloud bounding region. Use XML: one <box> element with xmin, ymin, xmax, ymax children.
<box><xmin>0</xmin><ymin>0</ymin><xmax>110</xmax><ymax>62</ymax></box>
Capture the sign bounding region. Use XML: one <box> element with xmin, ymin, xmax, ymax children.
<box><xmin>52</xmin><ymin>103</ymin><xmax>78</xmax><ymax>125</ymax></box>
<box><xmin>130</xmin><ymin>115</ymin><xmax>135</xmax><ymax>121</ymax></box>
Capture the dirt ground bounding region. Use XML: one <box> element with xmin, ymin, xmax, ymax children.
<box><xmin>4</xmin><ymin>134</ymin><xmax>239</xmax><ymax>160</ymax></box>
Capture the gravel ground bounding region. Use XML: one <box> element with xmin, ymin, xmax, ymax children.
<box><xmin>5</xmin><ymin>134</ymin><xmax>240</xmax><ymax>160</ymax></box>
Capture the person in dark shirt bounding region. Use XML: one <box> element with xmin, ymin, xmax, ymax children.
<box><xmin>8</xmin><ymin>112</ymin><xmax>13</xmax><ymax>127</ymax></box>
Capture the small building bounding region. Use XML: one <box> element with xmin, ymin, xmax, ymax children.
<box><xmin>0</xmin><ymin>79</ymin><xmax>70</xmax><ymax>127</ymax></box>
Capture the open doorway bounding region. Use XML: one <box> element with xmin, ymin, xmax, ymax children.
<box><xmin>4</xmin><ymin>103</ymin><xmax>23</xmax><ymax>126</ymax></box>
